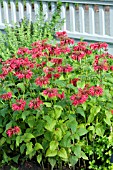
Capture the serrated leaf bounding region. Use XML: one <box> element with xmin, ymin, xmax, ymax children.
<box><xmin>54</xmin><ymin>105</ymin><xmax>63</xmax><ymax>119</ymax></box>
<box><xmin>46</xmin><ymin>148</ymin><xmax>57</xmax><ymax>157</ymax></box>
<box><xmin>58</xmin><ymin>148</ymin><xmax>68</xmax><ymax>159</ymax></box>
<box><xmin>23</xmin><ymin>133</ymin><xmax>35</xmax><ymax>142</ymax></box>
<box><xmin>37</xmin><ymin>154</ymin><xmax>42</xmax><ymax>164</ymax></box>
<box><xmin>16</xmin><ymin>136</ymin><xmax>22</xmax><ymax>147</ymax></box>
<box><xmin>48</xmin><ymin>158</ymin><xmax>56</xmax><ymax>169</ymax></box>
<box><xmin>44</xmin><ymin>102</ymin><xmax>52</xmax><ymax>107</ymax></box>
<box><xmin>17</xmin><ymin>83</ymin><xmax>25</xmax><ymax>93</ymax></box>
<box><xmin>77</xmin><ymin>127</ymin><xmax>88</xmax><ymax>136</ymax></box>
<box><xmin>77</xmin><ymin>81</ymin><xmax>85</xmax><ymax>89</ymax></box>
<box><xmin>73</xmin><ymin>145</ymin><xmax>81</xmax><ymax>158</ymax></box>
<box><xmin>50</xmin><ymin>141</ymin><xmax>59</xmax><ymax>151</ymax></box>
<box><xmin>12</xmin><ymin>154</ymin><xmax>20</xmax><ymax>163</ymax></box>
<box><xmin>26</xmin><ymin>142</ymin><xmax>33</xmax><ymax>155</ymax></box>
<box><xmin>35</xmin><ymin>143</ymin><xmax>43</xmax><ymax>151</ymax></box>
<box><xmin>20</xmin><ymin>144</ymin><xmax>26</xmax><ymax>154</ymax></box>
<box><xmin>54</xmin><ymin>128</ymin><xmax>62</xmax><ymax>141</ymax></box>
<box><xmin>81</xmin><ymin>151</ymin><xmax>88</xmax><ymax>160</ymax></box>
<box><xmin>76</xmin><ymin>107</ymin><xmax>85</xmax><ymax>117</ymax></box>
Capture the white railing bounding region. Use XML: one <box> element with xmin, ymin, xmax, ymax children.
<box><xmin>0</xmin><ymin>0</ymin><xmax>113</xmax><ymax>46</ymax></box>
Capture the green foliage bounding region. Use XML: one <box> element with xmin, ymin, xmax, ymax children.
<box><xmin>0</xmin><ymin>19</ymin><xmax>113</xmax><ymax>169</ymax></box>
<box><xmin>0</xmin><ymin>0</ymin><xmax>64</xmax><ymax>60</ymax></box>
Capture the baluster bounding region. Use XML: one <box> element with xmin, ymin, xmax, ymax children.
<box><xmin>99</xmin><ymin>5</ymin><xmax>105</xmax><ymax>35</ymax></box>
<box><xmin>51</xmin><ymin>2</ymin><xmax>56</xmax><ymax>15</ymax></box>
<box><xmin>89</xmin><ymin>5</ymin><xmax>95</xmax><ymax>34</ymax></box>
<box><xmin>34</xmin><ymin>1</ymin><xmax>40</xmax><ymax>16</ymax></box>
<box><xmin>69</xmin><ymin>3</ymin><xmax>75</xmax><ymax>32</ymax></box>
<box><xmin>0</xmin><ymin>2</ymin><xmax>2</xmax><ymax>24</ymax></box>
<box><xmin>18</xmin><ymin>0</ymin><xmax>24</xmax><ymax>21</ymax></box>
<box><xmin>42</xmin><ymin>2</ymin><xmax>48</xmax><ymax>21</ymax></box>
<box><xmin>79</xmin><ymin>4</ymin><xmax>85</xmax><ymax>33</ymax></box>
<box><xmin>10</xmin><ymin>0</ymin><xmax>17</xmax><ymax>23</ymax></box>
<box><xmin>26</xmin><ymin>0</ymin><xmax>32</xmax><ymax>21</ymax></box>
<box><xmin>3</xmin><ymin>0</ymin><xmax>9</xmax><ymax>23</ymax></box>
<box><xmin>110</xmin><ymin>6</ymin><xmax>113</xmax><ymax>36</ymax></box>
<box><xmin>61</xmin><ymin>3</ymin><xmax>66</xmax><ymax>31</ymax></box>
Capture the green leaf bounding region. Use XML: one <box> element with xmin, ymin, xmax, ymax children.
<box><xmin>58</xmin><ymin>148</ymin><xmax>68</xmax><ymax>159</ymax></box>
<box><xmin>37</xmin><ymin>154</ymin><xmax>42</xmax><ymax>164</ymax></box>
<box><xmin>76</xmin><ymin>107</ymin><xmax>85</xmax><ymax>118</ymax></box>
<box><xmin>48</xmin><ymin>158</ymin><xmax>56</xmax><ymax>169</ymax></box>
<box><xmin>26</xmin><ymin>116</ymin><xmax>35</xmax><ymax>128</ymax></box>
<box><xmin>77</xmin><ymin>81</ymin><xmax>85</xmax><ymax>89</ymax></box>
<box><xmin>73</xmin><ymin>145</ymin><xmax>81</xmax><ymax>158</ymax></box>
<box><xmin>6</xmin><ymin>121</ymin><xmax>13</xmax><ymax>130</ymax></box>
<box><xmin>90</xmin><ymin>106</ymin><xmax>101</xmax><ymax>115</ymax></box>
<box><xmin>45</xmin><ymin>119</ymin><xmax>56</xmax><ymax>131</ymax></box>
<box><xmin>46</xmin><ymin>148</ymin><xmax>57</xmax><ymax>157</ymax></box>
<box><xmin>81</xmin><ymin>151</ymin><xmax>88</xmax><ymax>160</ymax></box>
<box><xmin>44</xmin><ymin>102</ymin><xmax>52</xmax><ymax>107</ymax></box>
<box><xmin>12</xmin><ymin>154</ymin><xmax>20</xmax><ymax>163</ymax></box>
<box><xmin>0</xmin><ymin>137</ymin><xmax>6</xmax><ymax>146</ymax></box>
<box><xmin>16</xmin><ymin>136</ymin><xmax>22</xmax><ymax>147</ymax></box>
<box><xmin>54</xmin><ymin>105</ymin><xmax>63</xmax><ymax>119</ymax></box>
<box><xmin>50</xmin><ymin>141</ymin><xmax>59</xmax><ymax>151</ymax></box>
<box><xmin>22</xmin><ymin>111</ymin><xmax>30</xmax><ymax>121</ymax></box>
<box><xmin>69</xmin><ymin>156</ymin><xmax>78</xmax><ymax>166</ymax></box>
<box><xmin>17</xmin><ymin>83</ymin><xmax>25</xmax><ymax>93</ymax></box>
<box><xmin>77</xmin><ymin>127</ymin><xmax>88</xmax><ymax>136</ymax></box>
<box><xmin>20</xmin><ymin>144</ymin><xmax>26</xmax><ymax>154</ymax></box>
<box><xmin>34</xmin><ymin>143</ymin><xmax>43</xmax><ymax>151</ymax></box>
<box><xmin>54</xmin><ymin>128</ymin><xmax>62</xmax><ymax>141</ymax></box>
<box><xmin>23</xmin><ymin>133</ymin><xmax>35</xmax><ymax>142</ymax></box>
<box><xmin>26</xmin><ymin>142</ymin><xmax>33</xmax><ymax>155</ymax></box>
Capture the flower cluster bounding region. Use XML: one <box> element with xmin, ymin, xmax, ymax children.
<box><xmin>29</xmin><ymin>98</ymin><xmax>43</xmax><ymax>110</ymax></box>
<box><xmin>6</xmin><ymin>126</ymin><xmax>20</xmax><ymax>137</ymax></box>
<box><xmin>12</xmin><ymin>99</ymin><xmax>26</xmax><ymax>111</ymax></box>
<box><xmin>70</xmin><ymin>85</ymin><xmax>103</xmax><ymax>106</ymax></box>
<box><xmin>0</xmin><ymin>92</ymin><xmax>12</xmax><ymax>100</ymax></box>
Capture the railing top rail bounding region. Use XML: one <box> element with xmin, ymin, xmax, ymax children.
<box><xmin>39</xmin><ymin>0</ymin><xmax>113</xmax><ymax>5</ymax></box>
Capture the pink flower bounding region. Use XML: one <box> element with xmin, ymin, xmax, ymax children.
<box><xmin>29</xmin><ymin>97</ymin><xmax>43</xmax><ymax>109</ymax></box>
<box><xmin>57</xmin><ymin>92</ymin><xmax>65</xmax><ymax>99</ymax></box>
<box><xmin>6</xmin><ymin>128</ymin><xmax>13</xmax><ymax>137</ymax></box>
<box><xmin>35</xmin><ymin>76</ymin><xmax>49</xmax><ymax>87</ymax></box>
<box><xmin>56</xmin><ymin>31</ymin><xmax>67</xmax><ymax>38</ymax></box>
<box><xmin>0</xmin><ymin>92</ymin><xmax>12</xmax><ymax>100</ymax></box>
<box><xmin>71</xmin><ymin>78</ymin><xmax>80</xmax><ymax>86</ymax></box>
<box><xmin>12</xmin><ymin>99</ymin><xmax>26</xmax><ymax>111</ymax></box>
<box><xmin>89</xmin><ymin>86</ymin><xmax>103</xmax><ymax>96</ymax></box>
<box><xmin>51</xmin><ymin>58</ymin><xmax>63</xmax><ymax>65</ymax></box>
<box><xmin>57</xmin><ymin>64</ymin><xmax>73</xmax><ymax>73</ymax></box>
<box><xmin>6</xmin><ymin>126</ymin><xmax>20</xmax><ymax>137</ymax></box>
<box><xmin>70</xmin><ymin>92</ymin><xmax>88</xmax><ymax>106</ymax></box>
<box><xmin>43</xmin><ymin>88</ymin><xmax>58</xmax><ymax>98</ymax></box>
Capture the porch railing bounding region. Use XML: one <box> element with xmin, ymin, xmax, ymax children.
<box><xmin>0</xmin><ymin>0</ymin><xmax>113</xmax><ymax>46</ymax></box>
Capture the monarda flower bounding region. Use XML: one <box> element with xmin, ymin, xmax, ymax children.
<box><xmin>90</xmin><ymin>42</ymin><xmax>108</xmax><ymax>50</ymax></box>
<box><xmin>12</xmin><ymin>99</ymin><xmax>26</xmax><ymax>111</ymax></box>
<box><xmin>51</xmin><ymin>58</ymin><xmax>63</xmax><ymax>65</ymax></box>
<box><xmin>56</xmin><ymin>31</ymin><xmax>67</xmax><ymax>38</ymax></box>
<box><xmin>70</xmin><ymin>91</ymin><xmax>88</xmax><ymax>106</ymax></box>
<box><xmin>71</xmin><ymin>78</ymin><xmax>80</xmax><ymax>86</ymax></box>
<box><xmin>43</xmin><ymin>88</ymin><xmax>58</xmax><ymax>98</ymax></box>
<box><xmin>29</xmin><ymin>97</ymin><xmax>43</xmax><ymax>109</ymax></box>
<box><xmin>70</xmin><ymin>51</ymin><xmax>86</xmax><ymax>61</ymax></box>
<box><xmin>0</xmin><ymin>92</ymin><xmax>12</xmax><ymax>100</ymax></box>
<box><xmin>6</xmin><ymin>126</ymin><xmax>20</xmax><ymax>137</ymax></box>
<box><xmin>35</xmin><ymin>76</ymin><xmax>49</xmax><ymax>87</ymax></box>
<box><xmin>89</xmin><ymin>86</ymin><xmax>103</xmax><ymax>96</ymax></box>
<box><xmin>57</xmin><ymin>64</ymin><xmax>73</xmax><ymax>73</ymax></box>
